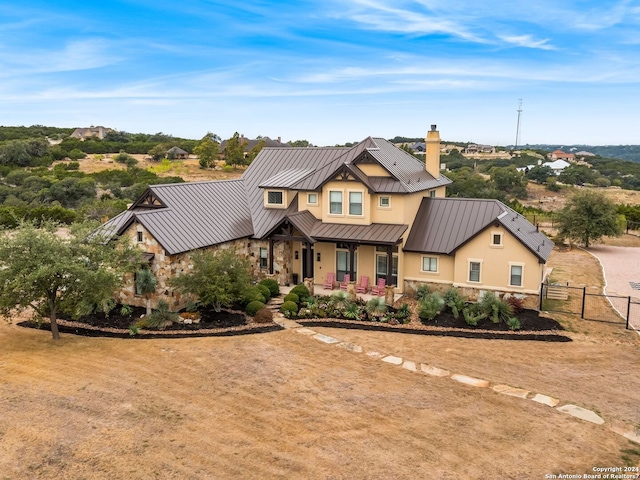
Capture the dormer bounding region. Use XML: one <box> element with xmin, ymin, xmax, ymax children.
<box><xmin>263</xmin><ymin>189</ymin><xmax>290</xmax><ymax>209</ymax></box>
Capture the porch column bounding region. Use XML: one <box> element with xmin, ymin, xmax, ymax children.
<box><xmin>269</xmin><ymin>239</ymin><xmax>274</xmax><ymax>275</ymax></box>
<box><xmin>348</xmin><ymin>244</ymin><xmax>357</xmax><ymax>279</ymax></box>
<box><xmin>386</xmin><ymin>245</ymin><xmax>393</xmax><ymax>285</ymax></box>
<box><xmin>305</xmin><ymin>241</ymin><xmax>313</xmax><ymax>280</ymax></box>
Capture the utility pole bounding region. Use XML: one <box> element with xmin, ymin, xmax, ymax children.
<box><xmin>515</xmin><ymin>98</ymin><xmax>523</xmax><ymax>150</ymax></box>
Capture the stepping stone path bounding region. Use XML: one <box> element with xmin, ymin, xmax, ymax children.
<box><xmin>273</xmin><ymin>311</ymin><xmax>637</xmax><ymax>445</ymax></box>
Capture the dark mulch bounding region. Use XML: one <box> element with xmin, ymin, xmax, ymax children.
<box><xmin>298</xmin><ymin>309</ymin><xmax>571</xmax><ymax>342</ymax></box>
<box><xmin>17</xmin><ymin>304</ymin><xmax>283</xmax><ymax>339</ymax></box>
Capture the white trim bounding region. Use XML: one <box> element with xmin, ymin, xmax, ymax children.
<box><xmin>508</xmin><ymin>262</ymin><xmax>525</xmax><ymax>288</ymax></box>
<box><xmin>347</xmin><ymin>189</ymin><xmax>365</xmax><ymax>217</ymax></box>
<box><xmin>378</xmin><ymin>195</ymin><xmax>391</xmax><ymax>208</ymax></box>
<box><xmin>307</xmin><ymin>192</ymin><xmax>318</xmax><ymax>206</ymax></box>
<box><xmin>468</xmin><ymin>259</ymin><xmax>483</xmax><ymax>283</ymax></box>
<box><xmin>265</xmin><ymin>189</ymin><xmax>286</xmax><ymax>209</ymax></box>
<box><xmin>328</xmin><ymin>189</ymin><xmax>344</xmax><ymax>216</ymax></box>
<box><xmin>490</xmin><ymin>231</ymin><xmax>503</xmax><ymax>248</ymax></box>
<box><xmin>420</xmin><ymin>255</ymin><xmax>439</xmax><ymax>274</ymax></box>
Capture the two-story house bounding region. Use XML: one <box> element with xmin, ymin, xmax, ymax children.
<box><xmin>100</xmin><ymin>125</ymin><xmax>552</xmax><ymax>309</ymax></box>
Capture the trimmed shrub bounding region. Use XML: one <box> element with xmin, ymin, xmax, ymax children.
<box><xmin>258</xmin><ymin>278</ymin><xmax>279</xmax><ymax>296</ymax></box>
<box><xmin>242</xmin><ymin>287</ymin><xmax>266</xmax><ymax>305</ymax></box>
<box><xmin>256</xmin><ymin>284</ymin><xmax>272</xmax><ymax>301</ymax></box>
<box><xmin>290</xmin><ymin>284</ymin><xmax>309</xmax><ymax>299</ymax></box>
<box><xmin>253</xmin><ymin>307</ymin><xmax>273</xmax><ymax>324</ymax></box>
<box><xmin>418</xmin><ymin>292</ymin><xmax>444</xmax><ymax>322</ymax></box>
<box><xmin>246</xmin><ymin>301</ymin><xmax>266</xmax><ymax>316</ymax></box>
<box><xmin>283</xmin><ymin>293</ymin><xmax>299</xmax><ymax>304</ymax></box>
<box><xmin>280</xmin><ymin>300</ymin><xmax>299</xmax><ymax>317</ymax></box>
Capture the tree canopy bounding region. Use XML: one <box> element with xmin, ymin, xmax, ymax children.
<box><xmin>194</xmin><ymin>132</ymin><xmax>220</xmax><ymax>169</ymax></box>
<box><xmin>556</xmin><ymin>190</ymin><xmax>623</xmax><ymax>247</ymax></box>
<box><xmin>0</xmin><ymin>222</ymin><xmax>137</xmax><ymax>339</ymax></box>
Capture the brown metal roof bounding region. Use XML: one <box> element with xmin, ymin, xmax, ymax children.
<box><xmin>404</xmin><ymin>197</ymin><xmax>554</xmax><ymax>261</ymax></box>
<box><xmin>311</xmin><ymin>222</ymin><xmax>408</xmax><ymax>245</ymax></box>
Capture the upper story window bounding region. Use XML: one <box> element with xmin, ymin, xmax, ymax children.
<box><xmin>267</xmin><ymin>191</ymin><xmax>284</xmax><ymax>205</ymax></box>
<box><xmin>349</xmin><ymin>191</ymin><xmax>363</xmax><ymax>216</ymax></box>
<box><xmin>491</xmin><ymin>233</ymin><xmax>503</xmax><ymax>246</ymax></box>
<box><xmin>429</xmin><ymin>190</ymin><xmax>436</xmax><ymax>198</ymax></box>
<box><xmin>137</xmin><ymin>231</ymin><xmax>143</xmax><ymax>242</ymax></box>
<box><xmin>329</xmin><ymin>191</ymin><xmax>343</xmax><ymax>215</ymax></box>
<box><xmin>307</xmin><ymin>193</ymin><xmax>318</xmax><ymax>205</ymax></box>
<box><xmin>379</xmin><ymin>196</ymin><xmax>390</xmax><ymax>208</ymax></box>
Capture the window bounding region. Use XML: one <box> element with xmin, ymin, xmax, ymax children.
<box><xmin>329</xmin><ymin>191</ymin><xmax>343</xmax><ymax>215</ymax></box>
<box><xmin>307</xmin><ymin>193</ymin><xmax>318</xmax><ymax>205</ymax></box>
<box><xmin>469</xmin><ymin>262</ymin><xmax>481</xmax><ymax>282</ymax></box>
<box><xmin>349</xmin><ymin>192</ymin><xmax>363</xmax><ymax>216</ymax></box>
<box><xmin>267</xmin><ymin>191</ymin><xmax>283</xmax><ymax>205</ymax></box>
<box><xmin>376</xmin><ymin>253</ymin><xmax>398</xmax><ymax>287</ymax></box>
<box><xmin>510</xmin><ymin>265</ymin><xmax>523</xmax><ymax>287</ymax></box>
<box><xmin>492</xmin><ymin>233</ymin><xmax>502</xmax><ymax>246</ymax></box>
<box><xmin>137</xmin><ymin>231</ymin><xmax>143</xmax><ymax>242</ymax></box>
<box><xmin>336</xmin><ymin>250</ymin><xmax>357</xmax><ymax>282</ymax></box>
<box><xmin>260</xmin><ymin>248</ymin><xmax>268</xmax><ymax>269</ymax></box>
<box><xmin>429</xmin><ymin>190</ymin><xmax>436</xmax><ymax>198</ymax></box>
<box><xmin>422</xmin><ymin>256</ymin><xmax>438</xmax><ymax>272</ymax></box>
<box><xmin>379</xmin><ymin>196</ymin><xmax>390</xmax><ymax>208</ymax></box>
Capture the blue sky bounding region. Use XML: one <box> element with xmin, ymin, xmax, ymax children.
<box><xmin>1</xmin><ymin>0</ymin><xmax>639</xmax><ymax>146</ymax></box>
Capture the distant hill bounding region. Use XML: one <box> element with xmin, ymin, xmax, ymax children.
<box><xmin>515</xmin><ymin>144</ymin><xmax>640</xmax><ymax>163</ymax></box>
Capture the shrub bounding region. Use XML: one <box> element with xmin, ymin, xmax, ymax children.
<box><xmin>479</xmin><ymin>292</ymin><xmax>513</xmax><ymax>324</ymax></box>
<box><xmin>463</xmin><ymin>305</ymin><xmax>483</xmax><ymax>326</ymax></box>
<box><xmin>506</xmin><ymin>317</ymin><xmax>521</xmax><ymax>331</ymax></box>
<box><xmin>242</xmin><ymin>286</ymin><xmax>265</xmax><ymax>305</ymax></box>
<box><xmin>418</xmin><ymin>292</ymin><xmax>444</xmax><ymax>322</ymax></box>
<box><xmin>395</xmin><ymin>303</ymin><xmax>412</xmax><ymax>323</ymax></box>
<box><xmin>258</xmin><ymin>278</ymin><xmax>279</xmax><ymax>296</ymax></box>
<box><xmin>343</xmin><ymin>302</ymin><xmax>360</xmax><ymax>320</ymax></box>
<box><xmin>280</xmin><ymin>300</ymin><xmax>298</xmax><ymax>317</ymax></box>
<box><xmin>246</xmin><ymin>301</ymin><xmax>266</xmax><ymax>316</ymax></box>
<box><xmin>443</xmin><ymin>287</ymin><xmax>466</xmax><ymax>319</ymax></box>
<box><xmin>137</xmin><ymin>300</ymin><xmax>178</xmax><ymax>330</ymax></box>
<box><xmin>283</xmin><ymin>293</ymin><xmax>299</xmax><ymax>304</ymax></box>
<box><xmin>365</xmin><ymin>296</ymin><xmax>387</xmax><ymax>318</ymax></box>
<box><xmin>504</xmin><ymin>295</ymin><xmax>524</xmax><ymax>314</ymax></box>
<box><xmin>256</xmin><ymin>284</ymin><xmax>271</xmax><ymax>301</ymax></box>
<box><xmin>415</xmin><ymin>284</ymin><xmax>430</xmax><ymax>301</ymax></box>
<box><xmin>290</xmin><ymin>284</ymin><xmax>309</xmax><ymax>300</ymax></box>
<box><xmin>253</xmin><ymin>307</ymin><xmax>273</xmax><ymax>323</ymax></box>
<box><xmin>330</xmin><ymin>290</ymin><xmax>349</xmax><ymax>307</ymax></box>
<box><xmin>120</xmin><ymin>304</ymin><xmax>133</xmax><ymax>316</ymax></box>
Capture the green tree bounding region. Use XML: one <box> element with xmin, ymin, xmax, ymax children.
<box><xmin>557</xmin><ymin>190</ymin><xmax>622</xmax><ymax>247</ymax></box>
<box><xmin>0</xmin><ymin>222</ymin><xmax>135</xmax><ymax>340</ymax></box>
<box><xmin>148</xmin><ymin>144</ymin><xmax>168</xmax><ymax>162</ymax></box>
<box><xmin>171</xmin><ymin>249</ymin><xmax>251</xmax><ymax>312</ymax></box>
<box><xmin>489</xmin><ymin>166</ymin><xmax>527</xmax><ymax>198</ymax></box>
<box><xmin>558</xmin><ymin>164</ymin><xmax>597</xmax><ymax>186</ymax></box>
<box><xmin>246</xmin><ymin>139</ymin><xmax>265</xmax><ymax>164</ymax></box>
<box><xmin>194</xmin><ymin>132</ymin><xmax>220</xmax><ymax>169</ymax></box>
<box><xmin>525</xmin><ymin>165</ymin><xmax>554</xmax><ymax>184</ymax></box>
<box><xmin>223</xmin><ymin>132</ymin><xmax>246</xmax><ymax>168</ymax></box>
<box><xmin>135</xmin><ymin>268</ymin><xmax>158</xmax><ymax>316</ymax></box>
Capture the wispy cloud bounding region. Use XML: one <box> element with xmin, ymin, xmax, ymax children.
<box><xmin>499</xmin><ymin>34</ymin><xmax>555</xmax><ymax>50</ymax></box>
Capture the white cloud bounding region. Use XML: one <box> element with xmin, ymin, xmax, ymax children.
<box><xmin>499</xmin><ymin>34</ymin><xmax>556</xmax><ymax>50</ymax></box>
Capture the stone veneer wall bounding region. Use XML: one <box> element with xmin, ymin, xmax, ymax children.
<box><xmin>119</xmin><ymin>222</ymin><xmax>293</xmax><ymax>310</ymax></box>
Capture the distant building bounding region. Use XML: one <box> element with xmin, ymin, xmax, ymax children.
<box><xmin>543</xmin><ymin>159</ymin><xmax>571</xmax><ymax>175</ymax></box>
<box><xmin>547</xmin><ymin>150</ymin><xmax>575</xmax><ymax>162</ymax></box>
<box><xmin>575</xmin><ymin>151</ymin><xmax>595</xmax><ymax>157</ymax></box>
<box><xmin>70</xmin><ymin>126</ymin><xmax>112</xmax><ymax>140</ymax></box>
<box><xmin>166</xmin><ymin>146</ymin><xmax>189</xmax><ymax>160</ymax></box>
<box><xmin>465</xmin><ymin>144</ymin><xmax>495</xmax><ymax>154</ymax></box>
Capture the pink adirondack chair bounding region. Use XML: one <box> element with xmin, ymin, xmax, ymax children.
<box><xmin>323</xmin><ymin>272</ymin><xmax>336</xmax><ymax>290</ymax></box>
<box><xmin>371</xmin><ymin>278</ymin><xmax>386</xmax><ymax>296</ymax></box>
<box><xmin>339</xmin><ymin>274</ymin><xmax>351</xmax><ymax>290</ymax></box>
<box><xmin>355</xmin><ymin>275</ymin><xmax>369</xmax><ymax>294</ymax></box>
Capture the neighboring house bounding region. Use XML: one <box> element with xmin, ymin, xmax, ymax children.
<box><xmin>465</xmin><ymin>144</ymin><xmax>495</xmax><ymax>154</ymax></box>
<box><xmin>547</xmin><ymin>150</ymin><xmax>576</xmax><ymax>162</ymax></box>
<box><xmin>100</xmin><ymin>125</ymin><xmax>552</xmax><ymax>310</ymax></box>
<box><xmin>543</xmin><ymin>159</ymin><xmax>571</xmax><ymax>175</ymax></box>
<box><xmin>410</xmin><ymin>142</ymin><xmax>425</xmax><ymax>152</ymax></box>
<box><xmin>70</xmin><ymin>126</ymin><xmax>112</xmax><ymax>140</ymax></box>
<box><xmin>166</xmin><ymin>146</ymin><xmax>189</xmax><ymax>159</ymax></box>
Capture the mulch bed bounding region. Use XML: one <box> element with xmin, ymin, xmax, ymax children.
<box><xmin>18</xmin><ymin>305</ymin><xmax>282</xmax><ymax>339</ymax></box>
<box><xmin>298</xmin><ymin>309</ymin><xmax>572</xmax><ymax>342</ymax></box>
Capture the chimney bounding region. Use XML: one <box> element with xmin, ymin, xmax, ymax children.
<box><xmin>425</xmin><ymin>124</ymin><xmax>441</xmax><ymax>178</ymax></box>
<box><xmin>277</xmin><ymin>136</ymin><xmax>281</xmax><ymax>143</ymax></box>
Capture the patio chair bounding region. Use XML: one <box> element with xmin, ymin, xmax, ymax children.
<box><xmin>339</xmin><ymin>274</ymin><xmax>351</xmax><ymax>290</ymax></box>
<box><xmin>370</xmin><ymin>278</ymin><xmax>386</xmax><ymax>296</ymax></box>
<box><xmin>355</xmin><ymin>275</ymin><xmax>369</xmax><ymax>294</ymax></box>
<box><xmin>323</xmin><ymin>272</ymin><xmax>336</xmax><ymax>290</ymax></box>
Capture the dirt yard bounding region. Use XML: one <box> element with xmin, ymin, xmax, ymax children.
<box><xmin>521</xmin><ymin>182</ymin><xmax>640</xmax><ymax>211</ymax></box>
<box><xmin>2</xmin><ymin>241</ymin><xmax>640</xmax><ymax>479</ymax></box>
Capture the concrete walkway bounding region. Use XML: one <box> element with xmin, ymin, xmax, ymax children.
<box><xmin>271</xmin><ymin>312</ymin><xmax>640</xmax><ymax>446</ymax></box>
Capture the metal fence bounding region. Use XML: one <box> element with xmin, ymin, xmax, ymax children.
<box><xmin>540</xmin><ymin>282</ymin><xmax>640</xmax><ymax>330</ymax></box>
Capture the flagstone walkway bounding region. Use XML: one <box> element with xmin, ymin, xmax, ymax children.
<box><xmin>272</xmin><ymin>313</ymin><xmax>640</xmax><ymax>445</ymax></box>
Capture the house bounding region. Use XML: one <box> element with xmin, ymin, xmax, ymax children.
<box><xmin>100</xmin><ymin>125</ymin><xmax>552</xmax><ymax>310</ymax></box>
<box><xmin>543</xmin><ymin>159</ymin><xmax>571</xmax><ymax>175</ymax></box>
<box><xmin>547</xmin><ymin>150</ymin><xmax>576</xmax><ymax>162</ymax></box>
<box><xmin>70</xmin><ymin>126</ymin><xmax>112</xmax><ymax>140</ymax></box>
<box><xmin>166</xmin><ymin>146</ymin><xmax>189</xmax><ymax>159</ymax></box>
<box><xmin>465</xmin><ymin>144</ymin><xmax>495</xmax><ymax>154</ymax></box>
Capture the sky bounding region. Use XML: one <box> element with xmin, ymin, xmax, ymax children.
<box><xmin>1</xmin><ymin>1</ymin><xmax>640</xmax><ymax>146</ymax></box>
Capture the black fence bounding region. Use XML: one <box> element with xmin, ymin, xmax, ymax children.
<box><xmin>540</xmin><ymin>283</ymin><xmax>640</xmax><ymax>330</ymax></box>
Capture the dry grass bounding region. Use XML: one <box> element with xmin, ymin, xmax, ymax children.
<box><xmin>522</xmin><ymin>182</ymin><xmax>640</xmax><ymax>211</ymax></box>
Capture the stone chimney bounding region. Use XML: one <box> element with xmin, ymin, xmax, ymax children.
<box><xmin>425</xmin><ymin>124</ymin><xmax>441</xmax><ymax>178</ymax></box>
